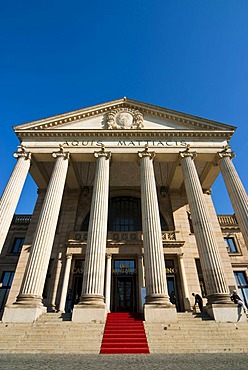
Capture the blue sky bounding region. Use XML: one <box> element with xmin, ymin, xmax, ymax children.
<box><xmin>1</xmin><ymin>1</ymin><xmax>248</xmax><ymax>214</ymax></box>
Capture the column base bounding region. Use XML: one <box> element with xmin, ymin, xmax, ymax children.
<box><xmin>2</xmin><ymin>305</ymin><xmax>46</xmax><ymax>323</ymax></box>
<box><xmin>144</xmin><ymin>304</ymin><xmax>177</xmax><ymax>323</ymax></box>
<box><xmin>145</xmin><ymin>293</ymin><xmax>171</xmax><ymax>306</ymax></box>
<box><xmin>72</xmin><ymin>294</ymin><xmax>106</xmax><ymax>323</ymax></box>
<box><xmin>79</xmin><ymin>294</ymin><xmax>105</xmax><ymax>307</ymax></box>
<box><xmin>72</xmin><ymin>305</ymin><xmax>107</xmax><ymax>323</ymax></box>
<box><xmin>206</xmin><ymin>304</ymin><xmax>247</xmax><ymax>322</ymax></box>
<box><xmin>207</xmin><ymin>293</ymin><xmax>232</xmax><ymax>305</ymax></box>
<box><xmin>183</xmin><ymin>297</ymin><xmax>192</xmax><ymax>311</ymax></box>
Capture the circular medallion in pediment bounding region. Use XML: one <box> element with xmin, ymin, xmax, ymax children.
<box><xmin>106</xmin><ymin>108</ymin><xmax>144</xmax><ymax>129</ymax></box>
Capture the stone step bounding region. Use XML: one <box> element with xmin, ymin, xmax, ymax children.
<box><xmin>150</xmin><ymin>348</ymin><xmax>247</xmax><ymax>354</ymax></box>
<box><xmin>0</xmin><ymin>349</ymin><xmax>99</xmax><ymax>354</ymax></box>
<box><xmin>1</xmin><ymin>312</ymin><xmax>248</xmax><ymax>354</ymax></box>
<box><xmin>144</xmin><ymin>312</ymin><xmax>248</xmax><ymax>353</ymax></box>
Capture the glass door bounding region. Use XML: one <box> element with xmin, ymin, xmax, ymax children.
<box><xmin>115</xmin><ymin>277</ymin><xmax>135</xmax><ymax>312</ymax></box>
<box><xmin>113</xmin><ymin>259</ymin><xmax>137</xmax><ymax>312</ymax></box>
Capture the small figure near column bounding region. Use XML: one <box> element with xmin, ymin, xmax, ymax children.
<box><xmin>192</xmin><ymin>292</ymin><xmax>203</xmax><ymax>313</ymax></box>
<box><xmin>65</xmin><ymin>289</ymin><xmax>73</xmax><ymax>314</ymax></box>
<box><xmin>230</xmin><ymin>290</ymin><xmax>248</xmax><ymax>315</ymax></box>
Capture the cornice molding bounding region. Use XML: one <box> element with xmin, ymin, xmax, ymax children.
<box><xmin>17</xmin><ymin>129</ymin><xmax>234</xmax><ymax>140</ymax></box>
<box><xmin>13</xmin><ymin>98</ymin><xmax>236</xmax><ymax>134</ymax></box>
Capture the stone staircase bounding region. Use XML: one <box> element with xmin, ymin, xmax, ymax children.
<box><xmin>100</xmin><ymin>312</ymin><xmax>149</xmax><ymax>354</ymax></box>
<box><xmin>0</xmin><ymin>312</ymin><xmax>104</xmax><ymax>354</ymax></box>
<box><xmin>145</xmin><ymin>312</ymin><xmax>248</xmax><ymax>353</ymax></box>
<box><xmin>0</xmin><ymin>312</ymin><xmax>248</xmax><ymax>354</ymax></box>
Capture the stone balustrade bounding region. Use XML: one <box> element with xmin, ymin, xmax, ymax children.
<box><xmin>217</xmin><ymin>214</ymin><xmax>238</xmax><ymax>227</ymax></box>
<box><xmin>68</xmin><ymin>230</ymin><xmax>178</xmax><ymax>243</ymax></box>
<box><xmin>12</xmin><ymin>214</ymin><xmax>32</xmax><ymax>224</ymax></box>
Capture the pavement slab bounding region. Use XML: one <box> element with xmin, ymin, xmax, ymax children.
<box><xmin>0</xmin><ymin>353</ymin><xmax>248</xmax><ymax>370</ymax></box>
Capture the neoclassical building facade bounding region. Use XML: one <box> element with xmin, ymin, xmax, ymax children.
<box><xmin>0</xmin><ymin>98</ymin><xmax>247</xmax><ymax>323</ymax></box>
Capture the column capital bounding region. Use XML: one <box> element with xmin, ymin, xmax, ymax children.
<box><xmin>217</xmin><ymin>146</ymin><xmax>235</xmax><ymax>161</ymax></box>
<box><xmin>94</xmin><ymin>144</ymin><xmax>111</xmax><ymax>160</ymax></box>
<box><xmin>179</xmin><ymin>145</ymin><xmax>197</xmax><ymax>161</ymax></box>
<box><xmin>52</xmin><ymin>145</ymin><xmax>70</xmax><ymax>160</ymax></box>
<box><xmin>203</xmin><ymin>188</ymin><xmax>212</xmax><ymax>195</ymax></box>
<box><xmin>66</xmin><ymin>253</ymin><xmax>73</xmax><ymax>260</ymax></box>
<box><xmin>106</xmin><ymin>253</ymin><xmax>112</xmax><ymax>259</ymax></box>
<box><xmin>13</xmin><ymin>145</ymin><xmax>31</xmax><ymax>160</ymax></box>
<box><xmin>138</xmin><ymin>145</ymin><xmax>155</xmax><ymax>160</ymax></box>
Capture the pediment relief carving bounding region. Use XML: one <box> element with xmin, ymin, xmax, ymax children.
<box><xmin>13</xmin><ymin>98</ymin><xmax>236</xmax><ymax>136</ymax></box>
<box><xmin>105</xmin><ymin>108</ymin><xmax>144</xmax><ymax>130</ymax></box>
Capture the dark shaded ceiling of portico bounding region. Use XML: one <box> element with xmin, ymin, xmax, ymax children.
<box><xmin>29</xmin><ymin>158</ymin><xmax>216</xmax><ymax>193</ymax></box>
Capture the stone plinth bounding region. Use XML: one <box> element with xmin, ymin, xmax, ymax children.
<box><xmin>144</xmin><ymin>304</ymin><xmax>178</xmax><ymax>323</ymax></box>
<box><xmin>72</xmin><ymin>306</ymin><xmax>107</xmax><ymax>323</ymax></box>
<box><xmin>206</xmin><ymin>304</ymin><xmax>247</xmax><ymax>323</ymax></box>
<box><xmin>2</xmin><ymin>305</ymin><xmax>46</xmax><ymax>323</ymax></box>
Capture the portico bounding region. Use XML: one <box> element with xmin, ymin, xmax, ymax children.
<box><xmin>1</xmin><ymin>98</ymin><xmax>247</xmax><ymax>323</ymax></box>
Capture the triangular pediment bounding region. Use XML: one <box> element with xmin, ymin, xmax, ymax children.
<box><xmin>13</xmin><ymin>98</ymin><xmax>236</xmax><ymax>137</ymax></box>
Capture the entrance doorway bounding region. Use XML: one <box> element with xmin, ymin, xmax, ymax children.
<box><xmin>165</xmin><ymin>258</ymin><xmax>182</xmax><ymax>311</ymax></box>
<box><xmin>113</xmin><ymin>259</ymin><xmax>137</xmax><ymax>312</ymax></box>
<box><xmin>115</xmin><ymin>276</ymin><xmax>136</xmax><ymax>312</ymax></box>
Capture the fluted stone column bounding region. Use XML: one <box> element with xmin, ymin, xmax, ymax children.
<box><xmin>179</xmin><ymin>148</ymin><xmax>239</xmax><ymax>321</ymax></box>
<box><xmin>2</xmin><ymin>147</ymin><xmax>69</xmax><ymax>323</ymax></box>
<box><xmin>72</xmin><ymin>146</ymin><xmax>111</xmax><ymax>323</ymax></box>
<box><xmin>0</xmin><ymin>146</ymin><xmax>31</xmax><ymax>253</ymax></box>
<box><xmin>138</xmin><ymin>147</ymin><xmax>176</xmax><ymax>322</ymax></box>
<box><xmin>218</xmin><ymin>149</ymin><xmax>248</xmax><ymax>248</ymax></box>
<box><xmin>178</xmin><ymin>254</ymin><xmax>191</xmax><ymax>311</ymax></box>
<box><xmin>105</xmin><ymin>254</ymin><xmax>112</xmax><ymax>312</ymax></box>
<box><xmin>59</xmin><ymin>254</ymin><xmax>73</xmax><ymax>312</ymax></box>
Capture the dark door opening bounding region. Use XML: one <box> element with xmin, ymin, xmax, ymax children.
<box><xmin>114</xmin><ymin>276</ymin><xmax>136</xmax><ymax>312</ymax></box>
<box><xmin>113</xmin><ymin>259</ymin><xmax>137</xmax><ymax>312</ymax></box>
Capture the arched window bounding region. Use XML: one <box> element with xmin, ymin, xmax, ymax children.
<box><xmin>108</xmin><ymin>196</ymin><xmax>142</xmax><ymax>231</ymax></box>
<box><xmin>81</xmin><ymin>196</ymin><xmax>168</xmax><ymax>231</ymax></box>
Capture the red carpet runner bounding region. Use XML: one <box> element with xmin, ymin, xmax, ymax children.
<box><xmin>100</xmin><ymin>312</ymin><xmax>150</xmax><ymax>354</ymax></box>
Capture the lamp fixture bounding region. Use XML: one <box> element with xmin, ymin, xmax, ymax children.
<box><xmin>82</xmin><ymin>185</ymin><xmax>89</xmax><ymax>196</ymax></box>
<box><xmin>160</xmin><ymin>186</ymin><xmax>167</xmax><ymax>197</ymax></box>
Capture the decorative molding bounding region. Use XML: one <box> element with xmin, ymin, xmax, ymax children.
<box><xmin>13</xmin><ymin>145</ymin><xmax>31</xmax><ymax>161</ymax></box>
<box><xmin>203</xmin><ymin>189</ymin><xmax>212</xmax><ymax>195</ymax></box>
<box><xmin>12</xmin><ymin>215</ymin><xmax>32</xmax><ymax>225</ymax></box>
<box><xmin>94</xmin><ymin>144</ymin><xmax>111</xmax><ymax>160</ymax></box>
<box><xmin>214</xmin><ymin>145</ymin><xmax>235</xmax><ymax>166</ymax></box>
<box><xmin>52</xmin><ymin>145</ymin><xmax>70</xmax><ymax>160</ymax></box>
<box><xmin>138</xmin><ymin>144</ymin><xmax>155</xmax><ymax>160</ymax></box>
<box><xmin>217</xmin><ymin>145</ymin><xmax>235</xmax><ymax>161</ymax></box>
<box><xmin>105</xmin><ymin>108</ymin><xmax>144</xmax><ymax>130</ymax></box>
<box><xmin>179</xmin><ymin>144</ymin><xmax>197</xmax><ymax>161</ymax></box>
<box><xmin>16</xmin><ymin>130</ymin><xmax>234</xmax><ymax>141</ymax></box>
<box><xmin>13</xmin><ymin>98</ymin><xmax>236</xmax><ymax>134</ymax></box>
<box><xmin>218</xmin><ymin>214</ymin><xmax>239</xmax><ymax>230</ymax></box>
<box><xmin>67</xmin><ymin>230</ymin><xmax>184</xmax><ymax>246</ymax></box>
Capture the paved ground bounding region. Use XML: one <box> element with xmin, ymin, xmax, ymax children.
<box><xmin>0</xmin><ymin>353</ymin><xmax>248</xmax><ymax>370</ymax></box>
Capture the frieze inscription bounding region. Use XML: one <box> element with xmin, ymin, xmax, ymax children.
<box><xmin>62</xmin><ymin>140</ymin><xmax>188</xmax><ymax>148</ymax></box>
